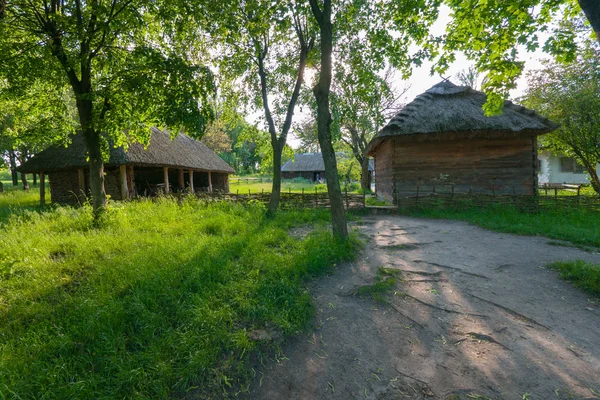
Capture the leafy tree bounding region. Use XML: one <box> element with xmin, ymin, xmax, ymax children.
<box><xmin>200</xmin><ymin>0</ymin><xmax>315</xmax><ymax>215</ymax></box>
<box><xmin>335</xmin><ymin>67</ymin><xmax>407</xmax><ymax>192</ymax></box>
<box><xmin>0</xmin><ymin>80</ymin><xmax>75</xmax><ymax>189</ymax></box>
<box><xmin>0</xmin><ymin>1</ymin><xmax>215</xmax><ymax>214</ymax></box>
<box><xmin>523</xmin><ymin>42</ymin><xmax>600</xmax><ymax>194</ymax></box>
<box><xmin>201</xmin><ymin>120</ymin><xmax>233</xmax><ymax>154</ymax></box>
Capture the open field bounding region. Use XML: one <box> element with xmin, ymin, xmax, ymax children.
<box><xmin>0</xmin><ymin>198</ymin><xmax>360</xmax><ymax>399</ymax></box>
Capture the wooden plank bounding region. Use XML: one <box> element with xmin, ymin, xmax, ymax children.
<box><xmin>178</xmin><ymin>168</ymin><xmax>185</xmax><ymax>191</ymax></box>
<box><xmin>77</xmin><ymin>168</ymin><xmax>85</xmax><ymax>196</ymax></box>
<box><xmin>163</xmin><ymin>167</ymin><xmax>170</xmax><ymax>194</ymax></box>
<box><xmin>189</xmin><ymin>170</ymin><xmax>194</xmax><ymax>193</ymax></box>
<box><xmin>208</xmin><ymin>171</ymin><xmax>213</xmax><ymax>193</ymax></box>
<box><xmin>39</xmin><ymin>171</ymin><xmax>45</xmax><ymax>206</ymax></box>
<box><xmin>119</xmin><ymin>164</ymin><xmax>129</xmax><ymax>200</ymax></box>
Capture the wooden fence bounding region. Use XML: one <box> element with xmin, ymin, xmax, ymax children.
<box><xmin>195</xmin><ymin>189</ymin><xmax>366</xmax><ymax>210</ymax></box>
<box><xmin>186</xmin><ymin>184</ymin><xmax>600</xmax><ymax>213</ymax></box>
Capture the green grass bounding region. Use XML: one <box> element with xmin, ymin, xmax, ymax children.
<box><xmin>548</xmin><ymin>260</ymin><xmax>600</xmax><ymax>296</ymax></box>
<box><xmin>365</xmin><ymin>196</ymin><xmax>392</xmax><ymax>207</ymax></box>
<box><xmin>0</xmin><ymin>198</ymin><xmax>360</xmax><ymax>399</ymax></box>
<box><xmin>406</xmin><ymin>205</ymin><xmax>600</xmax><ymax>248</ymax></box>
<box><xmin>356</xmin><ymin>267</ymin><xmax>402</xmax><ymax>302</ymax></box>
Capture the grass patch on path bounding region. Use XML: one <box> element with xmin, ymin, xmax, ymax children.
<box><xmin>548</xmin><ymin>260</ymin><xmax>600</xmax><ymax>296</ymax></box>
<box><xmin>357</xmin><ymin>267</ymin><xmax>402</xmax><ymax>302</ymax></box>
<box><xmin>406</xmin><ymin>205</ymin><xmax>600</xmax><ymax>248</ymax></box>
<box><xmin>0</xmin><ymin>198</ymin><xmax>360</xmax><ymax>399</ymax></box>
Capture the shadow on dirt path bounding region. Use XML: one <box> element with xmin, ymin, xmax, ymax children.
<box><xmin>245</xmin><ymin>216</ymin><xmax>600</xmax><ymax>400</ymax></box>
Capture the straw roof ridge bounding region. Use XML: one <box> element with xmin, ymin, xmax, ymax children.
<box><xmin>18</xmin><ymin>127</ymin><xmax>235</xmax><ymax>174</ymax></box>
<box><xmin>374</xmin><ymin>80</ymin><xmax>558</xmax><ymax>142</ymax></box>
<box><xmin>281</xmin><ymin>152</ymin><xmax>374</xmax><ymax>172</ymax></box>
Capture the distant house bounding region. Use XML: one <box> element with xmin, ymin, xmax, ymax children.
<box><xmin>281</xmin><ymin>152</ymin><xmax>373</xmax><ymax>182</ymax></box>
<box><xmin>18</xmin><ymin>128</ymin><xmax>235</xmax><ymax>205</ymax></box>
<box><xmin>366</xmin><ymin>80</ymin><xmax>558</xmax><ymax>203</ymax></box>
<box><xmin>538</xmin><ymin>150</ymin><xmax>600</xmax><ymax>185</ymax></box>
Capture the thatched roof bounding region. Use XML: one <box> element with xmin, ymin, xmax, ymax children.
<box><xmin>18</xmin><ymin>127</ymin><xmax>235</xmax><ymax>174</ymax></box>
<box><xmin>367</xmin><ymin>80</ymin><xmax>558</xmax><ymax>154</ymax></box>
<box><xmin>281</xmin><ymin>153</ymin><xmax>373</xmax><ymax>172</ymax></box>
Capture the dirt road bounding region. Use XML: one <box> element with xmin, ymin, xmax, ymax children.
<box><xmin>247</xmin><ymin>216</ymin><xmax>600</xmax><ymax>400</ymax></box>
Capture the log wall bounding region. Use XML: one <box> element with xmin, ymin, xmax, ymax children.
<box><xmin>379</xmin><ymin>135</ymin><xmax>537</xmax><ymax>199</ymax></box>
<box><xmin>374</xmin><ymin>139</ymin><xmax>395</xmax><ymax>203</ymax></box>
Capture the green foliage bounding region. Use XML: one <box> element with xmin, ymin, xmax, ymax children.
<box><xmin>0</xmin><ymin>1</ymin><xmax>215</xmax><ymax>153</ymax></box>
<box><xmin>0</xmin><ymin>199</ymin><xmax>360</xmax><ymax>398</ymax></box>
<box><xmin>548</xmin><ymin>260</ymin><xmax>600</xmax><ymax>296</ymax></box>
<box><xmin>357</xmin><ymin>267</ymin><xmax>402</xmax><ymax>303</ymax></box>
<box><xmin>406</xmin><ymin>205</ymin><xmax>600</xmax><ymax>248</ymax></box>
<box><xmin>522</xmin><ymin>36</ymin><xmax>600</xmax><ymax>193</ymax></box>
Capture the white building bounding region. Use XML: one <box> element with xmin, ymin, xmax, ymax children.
<box><xmin>538</xmin><ymin>150</ymin><xmax>600</xmax><ymax>185</ymax></box>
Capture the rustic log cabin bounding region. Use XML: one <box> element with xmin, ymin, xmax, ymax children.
<box><xmin>18</xmin><ymin>128</ymin><xmax>235</xmax><ymax>205</ymax></box>
<box><xmin>366</xmin><ymin>80</ymin><xmax>559</xmax><ymax>203</ymax></box>
<box><xmin>281</xmin><ymin>152</ymin><xmax>374</xmax><ymax>182</ymax></box>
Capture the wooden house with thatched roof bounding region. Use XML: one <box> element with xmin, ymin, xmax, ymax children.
<box><xmin>366</xmin><ymin>80</ymin><xmax>559</xmax><ymax>203</ymax></box>
<box><xmin>281</xmin><ymin>152</ymin><xmax>374</xmax><ymax>182</ymax></box>
<box><xmin>19</xmin><ymin>127</ymin><xmax>235</xmax><ymax>205</ymax></box>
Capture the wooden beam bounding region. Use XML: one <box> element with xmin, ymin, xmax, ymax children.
<box><xmin>77</xmin><ymin>168</ymin><xmax>85</xmax><ymax>196</ymax></box>
<box><xmin>163</xmin><ymin>167</ymin><xmax>170</xmax><ymax>194</ymax></box>
<box><xmin>119</xmin><ymin>165</ymin><xmax>129</xmax><ymax>200</ymax></box>
<box><xmin>208</xmin><ymin>171</ymin><xmax>213</xmax><ymax>193</ymax></box>
<box><xmin>178</xmin><ymin>168</ymin><xmax>185</xmax><ymax>191</ymax></box>
<box><xmin>39</xmin><ymin>171</ymin><xmax>45</xmax><ymax>206</ymax></box>
<box><xmin>189</xmin><ymin>170</ymin><xmax>194</xmax><ymax>193</ymax></box>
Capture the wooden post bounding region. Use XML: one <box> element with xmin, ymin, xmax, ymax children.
<box><xmin>163</xmin><ymin>167</ymin><xmax>170</xmax><ymax>194</ymax></box>
<box><xmin>39</xmin><ymin>171</ymin><xmax>45</xmax><ymax>206</ymax></box>
<box><xmin>189</xmin><ymin>170</ymin><xmax>194</xmax><ymax>193</ymax></box>
<box><xmin>77</xmin><ymin>168</ymin><xmax>85</xmax><ymax>197</ymax></box>
<box><xmin>363</xmin><ymin>189</ymin><xmax>366</xmax><ymax>208</ymax></box>
<box><xmin>119</xmin><ymin>164</ymin><xmax>129</xmax><ymax>200</ymax></box>
<box><xmin>178</xmin><ymin>168</ymin><xmax>185</xmax><ymax>192</ymax></box>
<box><xmin>345</xmin><ymin>186</ymin><xmax>348</xmax><ymax>209</ymax></box>
<box><xmin>208</xmin><ymin>171</ymin><xmax>213</xmax><ymax>193</ymax></box>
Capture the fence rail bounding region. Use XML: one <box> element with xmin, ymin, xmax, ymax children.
<box><xmin>183</xmin><ymin>185</ymin><xmax>600</xmax><ymax>213</ymax></box>
<box><xmin>195</xmin><ymin>189</ymin><xmax>366</xmax><ymax>210</ymax></box>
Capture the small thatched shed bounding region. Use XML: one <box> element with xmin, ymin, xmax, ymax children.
<box><xmin>19</xmin><ymin>128</ymin><xmax>235</xmax><ymax>205</ymax></box>
<box><xmin>281</xmin><ymin>152</ymin><xmax>373</xmax><ymax>182</ymax></box>
<box><xmin>366</xmin><ymin>80</ymin><xmax>558</xmax><ymax>202</ymax></box>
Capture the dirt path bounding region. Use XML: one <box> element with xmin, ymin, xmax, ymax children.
<box><xmin>246</xmin><ymin>216</ymin><xmax>600</xmax><ymax>400</ymax></box>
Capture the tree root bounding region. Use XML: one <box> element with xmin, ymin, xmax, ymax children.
<box><xmin>388</xmin><ymin>303</ymin><xmax>425</xmax><ymax>329</ymax></box>
<box><xmin>455</xmin><ymin>332</ymin><xmax>511</xmax><ymax>350</ymax></box>
<box><xmin>412</xmin><ymin>260</ymin><xmax>490</xmax><ymax>279</ymax></box>
<box><xmin>466</xmin><ymin>293</ymin><xmax>551</xmax><ymax>330</ymax></box>
<box><xmin>400</xmin><ymin>293</ymin><xmax>488</xmax><ymax>318</ymax></box>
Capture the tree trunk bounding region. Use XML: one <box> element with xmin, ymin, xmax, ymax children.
<box><xmin>33</xmin><ymin>173</ymin><xmax>37</xmax><ymax>185</ymax></box>
<box><xmin>8</xmin><ymin>150</ymin><xmax>18</xmax><ymax>186</ymax></box>
<box><xmin>579</xmin><ymin>0</ymin><xmax>600</xmax><ymax>44</ymax></box>
<box><xmin>309</xmin><ymin>0</ymin><xmax>348</xmax><ymax>239</ymax></box>
<box><xmin>360</xmin><ymin>155</ymin><xmax>370</xmax><ymax>192</ymax></box>
<box><xmin>20</xmin><ymin>172</ymin><xmax>29</xmax><ymax>191</ymax></box>
<box><xmin>18</xmin><ymin>153</ymin><xmax>29</xmax><ymax>191</ymax></box>
<box><xmin>268</xmin><ymin>149</ymin><xmax>282</xmax><ymax>215</ymax></box>
<box><xmin>82</xmin><ymin>128</ymin><xmax>107</xmax><ymax>212</ymax></box>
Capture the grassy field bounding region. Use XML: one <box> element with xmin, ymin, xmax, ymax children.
<box><xmin>0</xmin><ymin>197</ymin><xmax>360</xmax><ymax>399</ymax></box>
<box><xmin>548</xmin><ymin>260</ymin><xmax>600</xmax><ymax>297</ymax></box>
<box><xmin>405</xmin><ymin>205</ymin><xmax>600</xmax><ymax>248</ymax></box>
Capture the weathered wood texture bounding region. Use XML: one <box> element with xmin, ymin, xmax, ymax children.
<box><xmin>386</xmin><ymin>135</ymin><xmax>537</xmax><ymax>199</ymax></box>
<box><xmin>374</xmin><ymin>139</ymin><xmax>395</xmax><ymax>203</ymax></box>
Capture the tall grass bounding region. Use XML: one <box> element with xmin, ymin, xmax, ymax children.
<box><xmin>548</xmin><ymin>260</ymin><xmax>600</xmax><ymax>296</ymax></box>
<box><xmin>405</xmin><ymin>205</ymin><xmax>600</xmax><ymax>248</ymax></box>
<box><xmin>0</xmin><ymin>198</ymin><xmax>360</xmax><ymax>399</ymax></box>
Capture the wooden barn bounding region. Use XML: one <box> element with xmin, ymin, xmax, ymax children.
<box><xmin>281</xmin><ymin>152</ymin><xmax>373</xmax><ymax>182</ymax></box>
<box><xmin>19</xmin><ymin>127</ymin><xmax>235</xmax><ymax>205</ymax></box>
<box><xmin>366</xmin><ymin>80</ymin><xmax>558</xmax><ymax>203</ymax></box>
